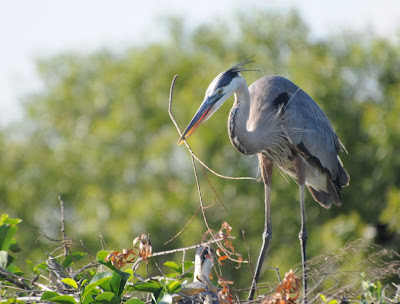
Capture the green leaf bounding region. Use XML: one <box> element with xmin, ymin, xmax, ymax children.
<box><xmin>46</xmin><ymin>295</ymin><xmax>77</xmax><ymax>304</ymax></box>
<box><xmin>328</xmin><ymin>300</ymin><xmax>338</xmax><ymax>304</ymax></box>
<box><xmin>0</xmin><ymin>250</ymin><xmax>8</xmax><ymax>268</ymax></box>
<box><xmin>82</xmin><ymin>276</ymin><xmax>112</xmax><ymax>302</ymax></box>
<box><xmin>166</xmin><ymin>280</ymin><xmax>181</xmax><ymax>294</ymax></box>
<box><xmin>0</xmin><ymin>224</ymin><xmax>18</xmax><ymax>251</ymax></box>
<box><xmin>94</xmin><ymin>291</ymin><xmax>120</xmax><ymax>304</ymax></box>
<box><xmin>62</xmin><ymin>252</ymin><xmax>87</xmax><ymax>268</ymax></box>
<box><xmin>130</xmin><ymin>280</ymin><xmax>163</xmax><ymax>293</ymax></box>
<box><xmin>109</xmin><ymin>269</ymin><xmax>131</xmax><ymax>297</ymax></box>
<box><xmin>6</xmin><ymin>263</ymin><xmax>23</xmax><ymax>276</ymax></box>
<box><xmin>41</xmin><ymin>291</ymin><xmax>61</xmax><ymax>300</ymax></box>
<box><xmin>89</xmin><ymin>272</ymin><xmax>113</xmax><ymax>284</ymax></box>
<box><xmin>9</xmin><ymin>241</ymin><xmax>21</xmax><ymax>253</ymax></box>
<box><xmin>125</xmin><ymin>268</ymin><xmax>134</xmax><ymax>281</ymax></box>
<box><xmin>26</xmin><ymin>259</ymin><xmax>48</xmax><ymax>274</ymax></box>
<box><xmin>41</xmin><ymin>291</ymin><xmax>77</xmax><ymax>304</ymax></box>
<box><xmin>182</xmin><ymin>272</ymin><xmax>193</xmax><ymax>279</ymax></box>
<box><xmin>164</xmin><ymin>261</ymin><xmax>180</xmax><ymax>272</ymax></box>
<box><xmin>81</xmin><ymin>288</ymin><xmax>100</xmax><ymax>304</ymax></box>
<box><xmin>125</xmin><ymin>298</ymin><xmax>146</xmax><ymax>304</ymax></box>
<box><xmin>367</xmin><ymin>283</ymin><xmax>376</xmax><ymax>293</ymax></box>
<box><xmin>62</xmin><ymin>278</ymin><xmax>79</xmax><ymax>289</ymax></box>
<box><xmin>319</xmin><ymin>294</ymin><xmax>327</xmax><ymax>303</ymax></box>
<box><xmin>96</xmin><ymin>250</ymin><xmax>109</xmax><ymax>263</ymax></box>
<box><xmin>5</xmin><ymin>254</ymin><xmax>16</xmax><ymax>270</ymax></box>
<box><xmin>0</xmin><ymin>214</ymin><xmax>22</xmax><ymax>226</ymax></box>
<box><xmin>36</xmin><ymin>261</ymin><xmax>49</xmax><ymax>272</ymax></box>
<box><xmin>376</xmin><ymin>281</ymin><xmax>382</xmax><ymax>297</ymax></box>
<box><xmin>183</xmin><ymin>261</ymin><xmax>194</xmax><ymax>271</ymax></box>
<box><xmin>165</xmin><ymin>272</ymin><xmax>180</xmax><ymax>278</ymax></box>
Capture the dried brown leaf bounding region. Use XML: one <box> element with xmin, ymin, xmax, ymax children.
<box><xmin>263</xmin><ymin>270</ymin><xmax>300</xmax><ymax>304</ymax></box>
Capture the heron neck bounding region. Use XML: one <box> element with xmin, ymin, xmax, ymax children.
<box><xmin>228</xmin><ymin>78</ymin><xmax>258</xmax><ymax>155</ymax></box>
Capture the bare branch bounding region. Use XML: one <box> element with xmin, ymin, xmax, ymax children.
<box><xmin>10</xmin><ymin>296</ymin><xmax>42</xmax><ymax>303</ymax></box>
<box><xmin>0</xmin><ymin>267</ymin><xmax>31</xmax><ymax>290</ymax></box>
<box><xmin>201</xmin><ymin>166</ymin><xmax>228</xmax><ymax>212</ymax></box>
<box><xmin>58</xmin><ymin>195</ymin><xmax>68</xmax><ymax>257</ymax></box>
<box><xmin>164</xmin><ymin>206</ymin><xmax>201</xmax><ymax>245</ymax></box>
<box><xmin>167</xmin><ymin>75</ymin><xmax>257</xmax><ymax>182</ymax></box>
<box><xmin>168</xmin><ymin>75</ymin><xmax>210</xmax><ymax>233</ymax></box>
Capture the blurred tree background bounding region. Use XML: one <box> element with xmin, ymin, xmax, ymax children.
<box><xmin>1</xmin><ymin>9</ymin><xmax>400</xmax><ymax>288</ymax></box>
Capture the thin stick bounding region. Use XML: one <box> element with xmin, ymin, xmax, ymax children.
<box><xmin>182</xmin><ymin>250</ymin><xmax>186</xmax><ymax>273</ymax></box>
<box><xmin>167</xmin><ymin>75</ymin><xmax>257</xmax><ymax>182</ymax></box>
<box><xmin>168</xmin><ymin>75</ymin><xmax>247</xmax><ymax>265</ymax></box>
<box><xmin>99</xmin><ymin>233</ymin><xmax>107</xmax><ymax>251</ymax></box>
<box><xmin>164</xmin><ymin>206</ymin><xmax>201</xmax><ymax>245</ymax></box>
<box><xmin>192</xmin><ymin>155</ymin><xmax>211</xmax><ymax>231</ymax></box>
<box><xmin>0</xmin><ymin>267</ymin><xmax>30</xmax><ymax>290</ymax></box>
<box><xmin>168</xmin><ymin>75</ymin><xmax>210</xmax><ymax>232</ymax></box>
<box><xmin>10</xmin><ymin>297</ymin><xmax>43</xmax><ymax>302</ymax></box>
<box><xmin>242</xmin><ymin>229</ymin><xmax>254</xmax><ymax>279</ymax></box>
<box><xmin>201</xmin><ymin>166</ymin><xmax>228</xmax><ymax>212</ymax></box>
<box><xmin>191</xmin><ymin>147</ymin><xmax>257</xmax><ymax>181</ymax></box>
<box><xmin>58</xmin><ymin>195</ymin><xmax>68</xmax><ymax>257</ymax></box>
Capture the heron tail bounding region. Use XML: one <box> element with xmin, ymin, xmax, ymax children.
<box><xmin>307</xmin><ymin>162</ymin><xmax>350</xmax><ymax>209</ymax></box>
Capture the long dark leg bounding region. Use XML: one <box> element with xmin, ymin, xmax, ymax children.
<box><xmin>248</xmin><ymin>154</ymin><xmax>273</xmax><ymax>301</ymax></box>
<box><xmin>294</xmin><ymin>154</ymin><xmax>308</xmax><ymax>304</ymax></box>
<box><xmin>298</xmin><ymin>183</ymin><xmax>308</xmax><ymax>303</ymax></box>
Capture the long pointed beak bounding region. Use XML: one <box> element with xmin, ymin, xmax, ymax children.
<box><xmin>177</xmin><ymin>95</ymin><xmax>219</xmax><ymax>145</ymax></box>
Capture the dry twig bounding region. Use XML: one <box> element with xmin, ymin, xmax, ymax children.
<box><xmin>58</xmin><ymin>195</ymin><xmax>68</xmax><ymax>257</ymax></box>
<box><xmin>167</xmin><ymin>75</ymin><xmax>257</xmax><ymax>182</ymax></box>
<box><xmin>167</xmin><ymin>75</ymin><xmax>253</xmax><ymax>265</ymax></box>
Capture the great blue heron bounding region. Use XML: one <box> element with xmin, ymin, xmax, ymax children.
<box><xmin>176</xmin><ymin>246</ymin><xmax>218</xmax><ymax>304</ymax></box>
<box><xmin>177</xmin><ymin>59</ymin><xmax>350</xmax><ymax>301</ymax></box>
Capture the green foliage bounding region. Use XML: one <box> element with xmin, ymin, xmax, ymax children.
<box><xmin>0</xmin><ymin>8</ymin><xmax>399</xmax><ymax>292</ymax></box>
<box><xmin>0</xmin><ymin>213</ymin><xmax>399</xmax><ymax>302</ymax></box>
<box><xmin>130</xmin><ymin>279</ymin><xmax>182</xmax><ymax>304</ymax></box>
<box><xmin>164</xmin><ymin>260</ymin><xmax>194</xmax><ymax>278</ymax></box>
<box><xmin>0</xmin><ymin>214</ymin><xmax>21</xmax><ymax>253</ymax></box>
<box><xmin>62</xmin><ymin>252</ymin><xmax>87</xmax><ymax>269</ymax></box>
<box><xmin>62</xmin><ymin>278</ymin><xmax>79</xmax><ymax>289</ymax></box>
<box><xmin>319</xmin><ymin>293</ymin><xmax>338</xmax><ymax>304</ymax></box>
<box><xmin>319</xmin><ymin>272</ymin><xmax>400</xmax><ymax>304</ymax></box>
<box><xmin>0</xmin><ymin>215</ymin><xmax>22</xmax><ymax>272</ymax></box>
<box><xmin>0</xmin><ymin>215</ymin><xmax>193</xmax><ymax>303</ymax></box>
<box><xmin>41</xmin><ymin>291</ymin><xmax>77</xmax><ymax>304</ymax></box>
<box><xmin>357</xmin><ymin>272</ymin><xmax>400</xmax><ymax>304</ymax></box>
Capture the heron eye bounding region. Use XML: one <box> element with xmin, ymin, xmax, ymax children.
<box><xmin>218</xmin><ymin>89</ymin><xmax>223</xmax><ymax>95</ymax></box>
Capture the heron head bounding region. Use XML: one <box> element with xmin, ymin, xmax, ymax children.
<box><xmin>177</xmin><ymin>58</ymin><xmax>254</xmax><ymax>145</ymax></box>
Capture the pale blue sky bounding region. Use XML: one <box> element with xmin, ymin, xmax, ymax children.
<box><xmin>1</xmin><ymin>0</ymin><xmax>399</xmax><ymax>125</ymax></box>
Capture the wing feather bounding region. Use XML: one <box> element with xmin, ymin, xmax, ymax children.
<box><xmin>281</xmin><ymin>88</ymin><xmax>342</xmax><ymax>180</ymax></box>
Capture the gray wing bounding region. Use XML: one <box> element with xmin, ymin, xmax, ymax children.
<box><xmin>281</xmin><ymin>87</ymin><xmax>343</xmax><ymax>180</ymax></box>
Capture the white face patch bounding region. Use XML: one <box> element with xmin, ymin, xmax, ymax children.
<box><xmin>200</xmin><ymin>71</ymin><xmax>244</xmax><ymax>122</ymax></box>
<box><xmin>205</xmin><ymin>72</ymin><xmax>225</xmax><ymax>97</ymax></box>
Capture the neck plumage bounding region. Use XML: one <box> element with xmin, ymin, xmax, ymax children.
<box><xmin>228</xmin><ymin>76</ymin><xmax>257</xmax><ymax>155</ymax></box>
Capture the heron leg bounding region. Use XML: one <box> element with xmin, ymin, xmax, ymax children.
<box><xmin>294</xmin><ymin>154</ymin><xmax>308</xmax><ymax>304</ymax></box>
<box><xmin>248</xmin><ymin>154</ymin><xmax>273</xmax><ymax>301</ymax></box>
